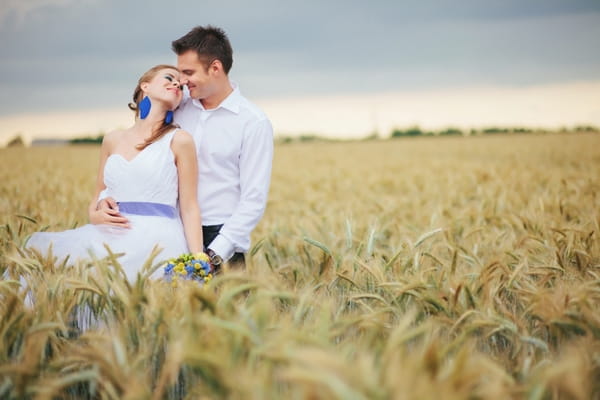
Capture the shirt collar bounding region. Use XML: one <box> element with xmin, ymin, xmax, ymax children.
<box><xmin>191</xmin><ymin>81</ymin><xmax>241</xmax><ymax>114</ymax></box>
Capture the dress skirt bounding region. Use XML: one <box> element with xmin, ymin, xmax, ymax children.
<box><xmin>26</xmin><ymin>212</ymin><xmax>189</xmax><ymax>282</ymax></box>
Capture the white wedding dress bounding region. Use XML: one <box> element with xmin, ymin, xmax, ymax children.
<box><xmin>26</xmin><ymin>129</ymin><xmax>188</xmax><ymax>282</ymax></box>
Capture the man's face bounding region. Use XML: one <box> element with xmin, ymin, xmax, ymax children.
<box><xmin>177</xmin><ymin>50</ymin><xmax>213</xmax><ymax>100</ymax></box>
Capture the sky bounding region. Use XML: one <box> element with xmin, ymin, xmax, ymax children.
<box><xmin>1</xmin><ymin>0</ymin><xmax>600</xmax><ymax>144</ymax></box>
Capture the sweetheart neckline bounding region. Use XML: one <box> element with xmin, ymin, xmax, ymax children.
<box><xmin>107</xmin><ymin>152</ymin><xmax>144</xmax><ymax>163</ymax></box>
<box><xmin>107</xmin><ymin>131</ymin><xmax>170</xmax><ymax>163</ymax></box>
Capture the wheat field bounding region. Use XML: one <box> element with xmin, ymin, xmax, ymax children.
<box><xmin>1</xmin><ymin>133</ymin><xmax>599</xmax><ymax>399</ymax></box>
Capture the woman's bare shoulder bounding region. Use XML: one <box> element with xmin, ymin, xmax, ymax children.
<box><xmin>171</xmin><ymin>129</ymin><xmax>195</xmax><ymax>147</ymax></box>
<box><xmin>102</xmin><ymin>129</ymin><xmax>127</xmax><ymax>145</ymax></box>
<box><xmin>103</xmin><ymin>128</ymin><xmax>135</xmax><ymax>149</ymax></box>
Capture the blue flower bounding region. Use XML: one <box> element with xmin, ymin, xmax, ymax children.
<box><xmin>163</xmin><ymin>252</ymin><xmax>213</xmax><ymax>286</ymax></box>
<box><xmin>200</xmin><ymin>261</ymin><xmax>211</xmax><ymax>273</ymax></box>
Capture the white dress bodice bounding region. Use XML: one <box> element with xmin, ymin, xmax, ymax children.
<box><xmin>103</xmin><ymin>129</ymin><xmax>179</xmax><ymax>207</ymax></box>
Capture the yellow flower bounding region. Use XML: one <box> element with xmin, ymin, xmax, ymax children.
<box><xmin>194</xmin><ymin>262</ymin><xmax>201</xmax><ymax>270</ymax></box>
<box><xmin>194</xmin><ymin>252</ymin><xmax>210</xmax><ymax>262</ymax></box>
<box><xmin>174</xmin><ymin>262</ymin><xmax>185</xmax><ymax>273</ymax></box>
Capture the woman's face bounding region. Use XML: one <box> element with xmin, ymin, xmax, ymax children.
<box><xmin>143</xmin><ymin>68</ymin><xmax>183</xmax><ymax>109</ymax></box>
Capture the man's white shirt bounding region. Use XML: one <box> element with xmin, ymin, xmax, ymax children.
<box><xmin>174</xmin><ymin>83</ymin><xmax>274</xmax><ymax>261</ymax></box>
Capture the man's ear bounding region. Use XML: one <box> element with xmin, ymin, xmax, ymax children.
<box><xmin>210</xmin><ymin>60</ymin><xmax>223</xmax><ymax>76</ymax></box>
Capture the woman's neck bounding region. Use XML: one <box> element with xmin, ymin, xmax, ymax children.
<box><xmin>133</xmin><ymin>117</ymin><xmax>163</xmax><ymax>139</ymax></box>
<box><xmin>134</xmin><ymin>105</ymin><xmax>168</xmax><ymax>137</ymax></box>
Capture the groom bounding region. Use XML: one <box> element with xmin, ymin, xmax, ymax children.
<box><xmin>98</xmin><ymin>26</ymin><xmax>274</xmax><ymax>269</ymax></box>
<box><xmin>171</xmin><ymin>26</ymin><xmax>274</xmax><ymax>268</ymax></box>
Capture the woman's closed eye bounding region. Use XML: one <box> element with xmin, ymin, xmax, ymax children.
<box><xmin>164</xmin><ymin>74</ymin><xmax>181</xmax><ymax>87</ymax></box>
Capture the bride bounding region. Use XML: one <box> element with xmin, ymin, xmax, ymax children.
<box><xmin>26</xmin><ymin>64</ymin><xmax>203</xmax><ymax>281</ymax></box>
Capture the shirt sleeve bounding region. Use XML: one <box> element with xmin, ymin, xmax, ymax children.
<box><xmin>207</xmin><ymin>117</ymin><xmax>274</xmax><ymax>261</ymax></box>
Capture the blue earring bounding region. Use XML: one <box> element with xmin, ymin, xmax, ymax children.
<box><xmin>165</xmin><ymin>110</ymin><xmax>173</xmax><ymax>124</ymax></box>
<box><xmin>139</xmin><ymin>96</ymin><xmax>151</xmax><ymax>119</ymax></box>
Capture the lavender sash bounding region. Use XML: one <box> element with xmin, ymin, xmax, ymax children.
<box><xmin>117</xmin><ymin>202</ymin><xmax>177</xmax><ymax>218</ymax></box>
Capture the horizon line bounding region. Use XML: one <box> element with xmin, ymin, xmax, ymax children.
<box><xmin>1</xmin><ymin>80</ymin><xmax>600</xmax><ymax>146</ymax></box>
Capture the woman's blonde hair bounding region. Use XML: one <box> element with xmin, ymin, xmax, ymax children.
<box><xmin>128</xmin><ymin>64</ymin><xmax>180</xmax><ymax>150</ymax></box>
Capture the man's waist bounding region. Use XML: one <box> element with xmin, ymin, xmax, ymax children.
<box><xmin>200</xmin><ymin>215</ymin><xmax>231</xmax><ymax>226</ymax></box>
<box><xmin>198</xmin><ymin>200</ymin><xmax>235</xmax><ymax>226</ymax></box>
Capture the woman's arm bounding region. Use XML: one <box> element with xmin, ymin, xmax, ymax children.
<box><xmin>172</xmin><ymin>130</ymin><xmax>203</xmax><ymax>253</ymax></box>
<box><xmin>88</xmin><ymin>131</ymin><xmax>130</xmax><ymax>227</ymax></box>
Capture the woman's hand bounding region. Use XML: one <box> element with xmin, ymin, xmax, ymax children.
<box><xmin>89</xmin><ymin>197</ymin><xmax>130</xmax><ymax>228</ymax></box>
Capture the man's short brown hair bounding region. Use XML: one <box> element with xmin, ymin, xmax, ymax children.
<box><xmin>171</xmin><ymin>25</ymin><xmax>233</xmax><ymax>74</ymax></box>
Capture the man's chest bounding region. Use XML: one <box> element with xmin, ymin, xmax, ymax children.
<box><xmin>177</xmin><ymin>110</ymin><xmax>244</xmax><ymax>163</ymax></box>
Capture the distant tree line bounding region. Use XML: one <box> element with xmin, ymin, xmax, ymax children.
<box><xmin>390</xmin><ymin>125</ymin><xmax>599</xmax><ymax>139</ymax></box>
<box><xmin>271</xmin><ymin>125</ymin><xmax>599</xmax><ymax>144</ymax></box>
<box><xmin>4</xmin><ymin>125</ymin><xmax>599</xmax><ymax>147</ymax></box>
<box><xmin>70</xmin><ymin>135</ymin><xmax>104</xmax><ymax>144</ymax></box>
<box><xmin>6</xmin><ymin>135</ymin><xmax>24</xmax><ymax>147</ymax></box>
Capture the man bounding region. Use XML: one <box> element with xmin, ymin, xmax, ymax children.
<box><xmin>171</xmin><ymin>25</ymin><xmax>273</xmax><ymax>269</ymax></box>
<box><xmin>96</xmin><ymin>26</ymin><xmax>273</xmax><ymax>270</ymax></box>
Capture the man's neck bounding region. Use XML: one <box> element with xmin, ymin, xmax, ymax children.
<box><xmin>200</xmin><ymin>81</ymin><xmax>234</xmax><ymax>110</ymax></box>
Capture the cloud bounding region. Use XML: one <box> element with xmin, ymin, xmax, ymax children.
<box><xmin>0</xmin><ymin>0</ymin><xmax>599</xmax><ymax>118</ymax></box>
<box><xmin>0</xmin><ymin>0</ymin><xmax>96</xmax><ymax>26</ymax></box>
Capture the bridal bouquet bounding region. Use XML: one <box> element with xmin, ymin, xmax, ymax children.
<box><xmin>163</xmin><ymin>252</ymin><xmax>213</xmax><ymax>286</ymax></box>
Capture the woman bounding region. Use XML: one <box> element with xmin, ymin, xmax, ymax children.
<box><xmin>26</xmin><ymin>64</ymin><xmax>202</xmax><ymax>282</ymax></box>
